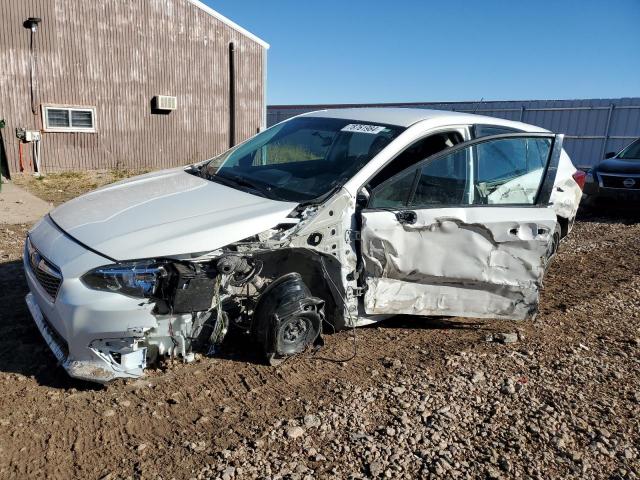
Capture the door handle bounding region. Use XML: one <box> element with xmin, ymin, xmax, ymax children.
<box><xmin>509</xmin><ymin>225</ymin><xmax>549</xmax><ymax>238</ymax></box>
<box><xmin>395</xmin><ymin>210</ymin><xmax>417</xmax><ymax>225</ymax></box>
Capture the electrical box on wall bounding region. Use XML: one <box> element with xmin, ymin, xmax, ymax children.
<box><xmin>153</xmin><ymin>95</ymin><xmax>177</xmax><ymax>111</ymax></box>
<box><xmin>25</xmin><ymin>130</ymin><xmax>41</xmax><ymax>142</ymax></box>
<box><xmin>15</xmin><ymin>128</ymin><xmax>41</xmax><ymax>142</ymax></box>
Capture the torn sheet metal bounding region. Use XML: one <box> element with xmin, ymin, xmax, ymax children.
<box><xmin>361</xmin><ymin>207</ymin><xmax>556</xmax><ymax>320</ymax></box>
<box><xmin>364</xmin><ymin>278</ymin><xmax>538</xmax><ymax>320</ymax></box>
<box><xmin>287</xmin><ymin>190</ymin><xmax>360</xmax><ymax>324</ymax></box>
<box><xmin>550</xmin><ymin>150</ymin><xmax>583</xmax><ymax>224</ymax></box>
<box><xmin>550</xmin><ymin>178</ymin><xmax>583</xmax><ymax>223</ymax></box>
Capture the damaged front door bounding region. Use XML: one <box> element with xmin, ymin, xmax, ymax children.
<box><xmin>360</xmin><ymin>133</ymin><xmax>564</xmax><ymax>320</ymax></box>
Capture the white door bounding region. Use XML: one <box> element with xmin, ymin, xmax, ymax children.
<box><xmin>360</xmin><ymin>133</ymin><xmax>564</xmax><ymax>320</ymax></box>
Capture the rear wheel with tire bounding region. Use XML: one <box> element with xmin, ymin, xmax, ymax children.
<box><xmin>545</xmin><ymin>222</ymin><xmax>562</xmax><ymax>271</ymax></box>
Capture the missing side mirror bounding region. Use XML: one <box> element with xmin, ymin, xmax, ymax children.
<box><xmin>356</xmin><ymin>188</ymin><xmax>370</xmax><ymax>209</ymax></box>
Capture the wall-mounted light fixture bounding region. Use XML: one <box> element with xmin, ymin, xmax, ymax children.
<box><xmin>23</xmin><ymin>17</ymin><xmax>42</xmax><ymax>32</ymax></box>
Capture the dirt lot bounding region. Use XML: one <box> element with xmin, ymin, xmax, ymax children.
<box><xmin>0</xmin><ymin>178</ymin><xmax>638</xmax><ymax>479</ymax></box>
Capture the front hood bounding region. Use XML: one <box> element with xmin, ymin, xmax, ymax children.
<box><xmin>595</xmin><ymin>157</ymin><xmax>640</xmax><ymax>174</ymax></box>
<box><xmin>50</xmin><ymin>168</ymin><xmax>298</xmax><ymax>260</ymax></box>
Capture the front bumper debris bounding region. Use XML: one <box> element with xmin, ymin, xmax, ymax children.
<box><xmin>26</xmin><ymin>293</ymin><xmax>146</xmax><ymax>383</ymax></box>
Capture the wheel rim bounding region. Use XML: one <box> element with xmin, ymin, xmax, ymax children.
<box><xmin>280</xmin><ymin>317</ymin><xmax>309</xmax><ymax>345</ymax></box>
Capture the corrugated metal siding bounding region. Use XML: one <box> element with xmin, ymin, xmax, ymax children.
<box><xmin>268</xmin><ymin>98</ymin><xmax>640</xmax><ymax>168</ymax></box>
<box><xmin>0</xmin><ymin>0</ymin><xmax>266</xmax><ymax>174</ymax></box>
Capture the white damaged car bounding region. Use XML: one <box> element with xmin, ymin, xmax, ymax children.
<box><xmin>24</xmin><ymin>108</ymin><xmax>583</xmax><ymax>382</ymax></box>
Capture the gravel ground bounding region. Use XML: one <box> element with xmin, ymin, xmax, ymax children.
<box><xmin>0</xmin><ymin>203</ymin><xmax>638</xmax><ymax>479</ymax></box>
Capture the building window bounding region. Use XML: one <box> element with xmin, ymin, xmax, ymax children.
<box><xmin>42</xmin><ymin>106</ymin><xmax>96</xmax><ymax>132</ymax></box>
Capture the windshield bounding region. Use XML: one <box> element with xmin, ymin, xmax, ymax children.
<box><xmin>201</xmin><ymin>117</ymin><xmax>404</xmax><ymax>202</ymax></box>
<box><xmin>618</xmin><ymin>139</ymin><xmax>640</xmax><ymax>160</ymax></box>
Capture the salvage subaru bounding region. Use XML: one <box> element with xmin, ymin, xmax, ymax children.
<box><xmin>24</xmin><ymin>108</ymin><xmax>584</xmax><ymax>383</ymax></box>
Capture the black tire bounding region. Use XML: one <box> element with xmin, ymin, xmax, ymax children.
<box><xmin>545</xmin><ymin>222</ymin><xmax>562</xmax><ymax>270</ymax></box>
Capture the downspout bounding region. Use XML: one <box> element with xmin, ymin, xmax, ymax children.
<box><xmin>23</xmin><ymin>17</ymin><xmax>42</xmax><ymax>116</ymax></box>
<box><xmin>29</xmin><ymin>25</ymin><xmax>37</xmax><ymax>115</ymax></box>
<box><xmin>229</xmin><ymin>42</ymin><xmax>236</xmax><ymax>148</ymax></box>
<box><xmin>0</xmin><ymin>119</ymin><xmax>7</xmax><ymax>183</ymax></box>
<box><xmin>262</xmin><ymin>46</ymin><xmax>268</xmax><ymax>130</ymax></box>
<box><xmin>22</xmin><ymin>17</ymin><xmax>42</xmax><ymax>175</ymax></box>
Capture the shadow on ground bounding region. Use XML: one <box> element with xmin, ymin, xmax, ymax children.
<box><xmin>577</xmin><ymin>200</ymin><xmax>640</xmax><ymax>224</ymax></box>
<box><xmin>0</xmin><ymin>259</ymin><xmax>101</xmax><ymax>390</ymax></box>
<box><xmin>373</xmin><ymin>315</ymin><xmax>489</xmax><ymax>331</ymax></box>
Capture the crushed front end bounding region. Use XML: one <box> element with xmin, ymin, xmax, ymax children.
<box><xmin>24</xmin><ymin>193</ymin><xmax>359</xmax><ymax>383</ymax></box>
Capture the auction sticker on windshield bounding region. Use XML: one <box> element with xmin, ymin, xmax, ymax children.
<box><xmin>341</xmin><ymin>124</ymin><xmax>387</xmax><ymax>134</ymax></box>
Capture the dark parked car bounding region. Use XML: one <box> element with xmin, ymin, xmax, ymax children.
<box><xmin>583</xmin><ymin>138</ymin><xmax>640</xmax><ymax>205</ymax></box>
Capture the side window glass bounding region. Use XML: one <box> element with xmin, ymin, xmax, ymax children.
<box><xmin>411</xmin><ymin>149</ymin><xmax>469</xmax><ymax>206</ymax></box>
<box><xmin>473</xmin><ymin>137</ymin><xmax>551</xmax><ymax>205</ymax></box>
<box><xmin>369</xmin><ymin>135</ymin><xmax>552</xmax><ymax>210</ymax></box>
<box><xmin>368</xmin><ymin>131</ymin><xmax>463</xmax><ymax>189</ymax></box>
<box><xmin>474</xmin><ymin>125</ymin><xmax>519</xmax><ymax>138</ymax></box>
<box><xmin>368</xmin><ymin>168</ymin><xmax>417</xmax><ymax>209</ymax></box>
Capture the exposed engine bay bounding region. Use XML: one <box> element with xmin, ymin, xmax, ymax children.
<box><xmin>148</xmin><ymin>252</ymin><xmax>327</xmax><ymax>366</ymax></box>
<box><xmin>96</xmin><ymin>197</ymin><xmax>358</xmax><ymax>373</ymax></box>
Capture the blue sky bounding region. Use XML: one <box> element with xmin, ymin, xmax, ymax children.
<box><xmin>206</xmin><ymin>0</ymin><xmax>640</xmax><ymax>105</ymax></box>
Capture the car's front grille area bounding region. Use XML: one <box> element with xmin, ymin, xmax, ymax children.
<box><xmin>600</xmin><ymin>174</ymin><xmax>640</xmax><ymax>190</ymax></box>
<box><xmin>26</xmin><ymin>237</ymin><xmax>63</xmax><ymax>301</ymax></box>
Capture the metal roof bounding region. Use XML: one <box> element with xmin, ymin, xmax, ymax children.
<box><xmin>186</xmin><ymin>0</ymin><xmax>269</xmax><ymax>49</ymax></box>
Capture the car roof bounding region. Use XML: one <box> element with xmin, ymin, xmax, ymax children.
<box><xmin>299</xmin><ymin>107</ymin><xmax>547</xmax><ymax>132</ymax></box>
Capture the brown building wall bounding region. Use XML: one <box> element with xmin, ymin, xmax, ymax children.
<box><xmin>0</xmin><ymin>0</ymin><xmax>267</xmax><ymax>174</ymax></box>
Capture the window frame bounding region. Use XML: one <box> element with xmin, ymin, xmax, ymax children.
<box><xmin>359</xmin><ymin>126</ymin><xmax>471</xmax><ymax>191</ymax></box>
<box><xmin>472</xmin><ymin>124</ymin><xmax>522</xmax><ymax>139</ymax></box>
<box><xmin>41</xmin><ymin>105</ymin><xmax>97</xmax><ymax>133</ymax></box>
<box><xmin>410</xmin><ymin>146</ymin><xmax>473</xmax><ymax>208</ymax></box>
<box><xmin>367</xmin><ymin>132</ymin><xmax>562</xmax><ymax>210</ymax></box>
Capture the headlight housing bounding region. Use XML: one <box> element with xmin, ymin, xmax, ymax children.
<box><xmin>81</xmin><ymin>262</ymin><xmax>166</xmax><ymax>298</ymax></box>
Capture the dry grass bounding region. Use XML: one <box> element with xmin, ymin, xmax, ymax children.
<box><xmin>12</xmin><ymin>168</ymin><xmax>149</xmax><ymax>206</ymax></box>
